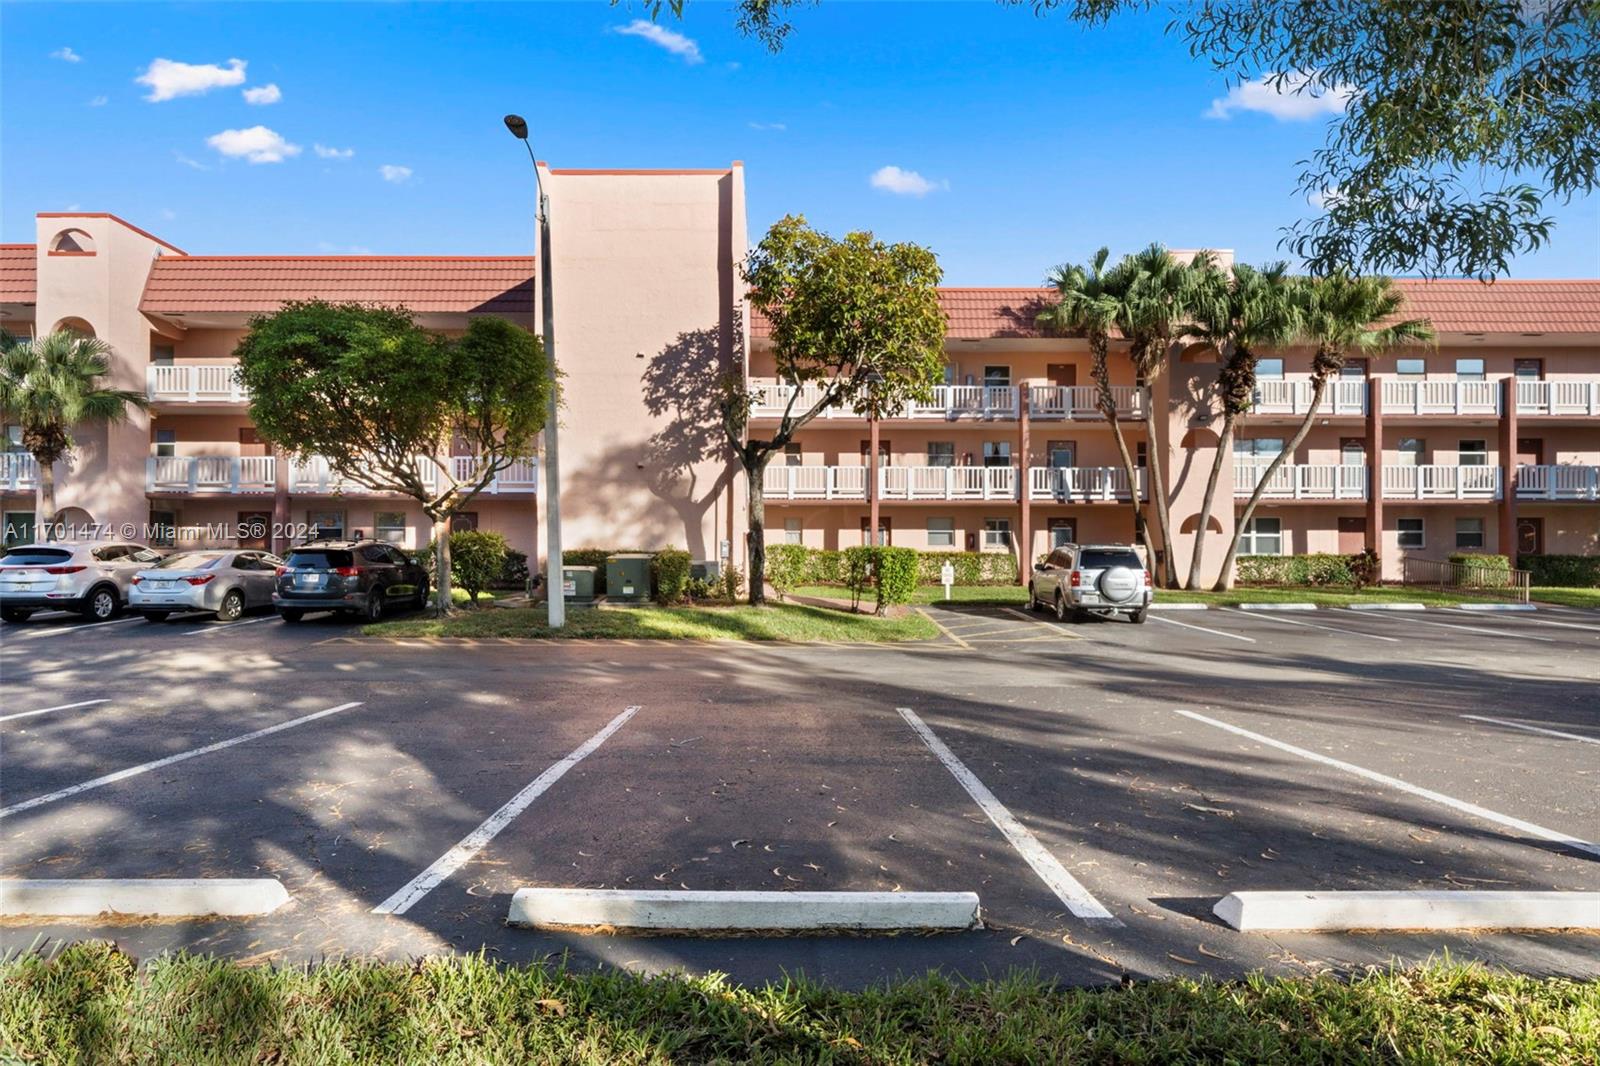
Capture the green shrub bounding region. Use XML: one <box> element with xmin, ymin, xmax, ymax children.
<box><xmin>763</xmin><ymin>544</ymin><xmax>811</xmax><ymax>601</ymax></box>
<box><xmin>873</xmin><ymin>547</ymin><xmax>919</xmax><ymax>615</ymax></box>
<box><xmin>914</xmin><ymin>550</ymin><xmax>1015</xmax><ymax>585</ymax></box>
<box><xmin>841</xmin><ymin>546</ymin><xmax>876</xmax><ymax>609</ymax></box>
<box><xmin>449</xmin><ymin>530</ymin><xmax>509</xmax><ymax>605</ymax></box>
<box><xmin>718</xmin><ymin>565</ymin><xmax>744</xmax><ymax>604</ymax></box>
<box><xmin>1449</xmin><ymin>552</ymin><xmax>1511</xmax><ymax>588</ymax></box>
<box><xmin>806</xmin><ymin>549</ymin><xmax>845</xmax><ymax>585</ymax></box>
<box><xmin>1349</xmin><ymin>549</ymin><xmax>1381</xmax><ymax>589</ymax></box>
<box><xmin>1518</xmin><ymin>554</ymin><xmax>1600</xmax><ymax>587</ymax></box>
<box><xmin>651</xmin><ymin>548</ymin><xmax>692</xmax><ymax>604</ymax></box>
<box><xmin>496</xmin><ymin>549</ymin><xmax>529</xmax><ymax>589</ymax></box>
<box><xmin>1235</xmin><ymin>553</ymin><xmax>1359</xmax><ymax>586</ymax></box>
<box><xmin>684</xmin><ymin>576</ymin><xmax>715</xmax><ymax>602</ymax></box>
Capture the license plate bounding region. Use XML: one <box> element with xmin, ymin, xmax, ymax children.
<box><xmin>151</xmin><ymin>580</ymin><xmax>176</xmax><ymax>590</ymax></box>
<box><xmin>296</xmin><ymin>573</ymin><xmax>321</xmax><ymax>588</ymax></box>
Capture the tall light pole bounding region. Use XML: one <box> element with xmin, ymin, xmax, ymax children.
<box><xmin>504</xmin><ymin>114</ymin><xmax>564</xmax><ymax>627</ymax></box>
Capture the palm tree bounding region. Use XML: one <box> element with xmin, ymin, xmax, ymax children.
<box><xmin>0</xmin><ymin>330</ymin><xmax>149</xmax><ymax>538</ymax></box>
<box><xmin>1215</xmin><ymin>274</ymin><xmax>1434</xmax><ymax>590</ymax></box>
<box><xmin>1178</xmin><ymin>261</ymin><xmax>1302</xmax><ymax>590</ymax></box>
<box><xmin>1036</xmin><ymin>249</ymin><xmax>1159</xmax><ymax>573</ymax></box>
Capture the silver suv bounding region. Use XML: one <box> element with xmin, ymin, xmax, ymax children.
<box><xmin>1029</xmin><ymin>542</ymin><xmax>1152</xmax><ymax>624</ymax></box>
<box><xmin>0</xmin><ymin>542</ymin><xmax>161</xmax><ymax>623</ymax></box>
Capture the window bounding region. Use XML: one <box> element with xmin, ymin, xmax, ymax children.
<box><xmin>983</xmin><ymin>365</ymin><xmax>1011</xmax><ymax>387</ymax></box>
<box><xmin>451</xmin><ymin>511</ymin><xmax>478</xmax><ymax>533</ymax></box>
<box><xmin>783</xmin><ymin>518</ymin><xmax>802</xmax><ymax>545</ymax></box>
<box><xmin>307</xmin><ymin>510</ymin><xmax>345</xmax><ymax>541</ymax></box>
<box><xmin>1340</xmin><ymin>438</ymin><xmax>1365</xmax><ymax>465</ymax></box>
<box><xmin>1397</xmin><ymin>517</ymin><xmax>1425</xmax><ymax>550</ymax></box>
<box><xmin>374</xmin><ymin>511</ymin><xmax>407</xmax><ymax>545</ymax></box>
<box><xmin>1046</xmin><ymin>441</ymin><xmax>1075</xmax><ymax>468</ymax></box>
<box><xmin>783</xmin><ymin>442</ymin><xmax>803</xmax><ymax>466</ymax></box>
<box><xmin>2</xmin><ymin>511</ymin><xmax>35</xmax><ymax>547</ymax></box>
<box><xmin>1340</xmin><ymin>359</ymin><xmax>1368</xmax><ymax>379</ymax></box>
<box><xmin>1455</xmin><ymin>358</ymin><xmax>1485</xmax><ymax>381</ymax></box>
<box><xmin>1514</xmin><ymin>359</ymin><xmax>1543</xmax><ymax>380</ymax></box>
<box><xmin>1234</xmin><ymin>437</ymin><xmax>1285</xmax><ymax>461</ymax></box>
<box><xmin>926</xmin><ymin>517</ymin><xmax>955</xmax><ymax>548</ymax></box>
<box><xmin>1135</xmin><ymin>441</ymin><xmax>1148</xmax><ymax>468</ymax></box>
<box><xmin>4</xmin><ymin>425</ymin><xmax>24</xmax><ymax>452</ymax></box>
<box><xmin>926</xmin><ymin>441</ymin><xmax>955</xmax><ymax>468</ymax></box>
<box><xmin>1458</xmin><ymin>439</ymin><xmax>1487</xmax><ymax>467</ymax></box>
<box><xmin>1395</xmin><ymin>358</ymin><xmax>1426</xmax><ymax>378</ymax></box>
<box><xmin>1396</xmin><ymin>438</ymin><xmax>1424</xmax><ymax>466</ymax></box>
<box><xmin>1256</xmin><ymin>358</ymin><xmax>1284</xmax><ymax>379</ymax></box>
<box><xmin>1238</xmin><ymin>517</ymin><xmax>1282</xmax><ymax>556</ymax></box>
<box><xmin>149</xmin><ymin>509</ymin><xmax>176</xmax><ymax>547</ymax></box>
<box><xmin>982</xmin><ymin>518</ymin><xmax>1012</xmax><ymax>550</ymax></box>
<box><xmin>1049</xmin><ymin>519</ymin><xmax>1075</xmax><ymax>549</ymax></box>
<box><xmin>151</xmin><ymin>345</ymin><xmax>175</xmax><ymax>366</ymax></box>
<box><xmin>1455</xmin><ymin>517</ymin><xmax>1485</xmax><ymax>550</ymax></box>
<box><xmin>154</xmin><ymin>428</ymin><xmax>177</xmax><ymax>458</ymax></box>
<box><xmin>982</xmin><ymin>441</ymin><xmax>1011</xmax><ymax>468</ymax></box>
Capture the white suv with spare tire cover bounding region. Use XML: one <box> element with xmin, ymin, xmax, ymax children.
<box><xmin>1029</xmin><ymin>543</ymin><xmax>1152</xmax><ymax>623</ymax></box>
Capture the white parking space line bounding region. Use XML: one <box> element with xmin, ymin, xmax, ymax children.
<box><xmin>1446</xmin><ymin>610</ymin><xmax>1600</xmax><ymax>634</ymax></box>
<box><xmin>372</xmin><ymin>704</ymin><xmax>642</xmax><ymax>917</ymax></box>
<box><xmin>0</xmin><ymin>701</ymin><xmax>363</xmax><ymax>820</ymax></box>
<box><xmin>1391</xmin><ymin>616</ymin><xmax>1554</xmax><ymax>642</ymax></box>
<box><xmin>0</xmin><ymin>698</ymin><xmax>110</xmax><ymax>725</ymax></box>
<box><xmin>1</xmin><ymin>616</ymin><xmax>143</xmax><ymax>641</ymax></box>
<box><xmin>1149</xmin><ymin>614</ymin><xmax>1256</xmax><ymax>643</ymax></box>
<box><xmin>196</xmin><ymin>616</ymin><xmax>275</xmax><ymax>636</ymax></box>
<box><xmin>1174</xmin><ymin>709</ymin><xmax>1600</xmax><ymax>860</ymax></box>
<box><xmin>1223</xmin><ymin>608</ymin><xmax>1400</xmax><ymax>643</ymax></box>
<box><xmin>1461</xmin><ymin>715</ymin><xmax>1600</xmax><ymax>746</ymax></box>
<box><xmin>897</xmin><ymin>706</ymin><xmax>1118</xmax><ymax>924</ymax></box>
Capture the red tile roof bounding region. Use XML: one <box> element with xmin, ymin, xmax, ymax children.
<box><xmin>749</xmin><ymin>287</ymin><xmax>1060</xmax><ymax>341</ymax></box>
<box><xmin>139</xmin><ymin>256</ymin><xmax>535</xmax><ymax>316</ymax></box>
<box><xmin>0</xmin><ymin>245</ymin><xmax>36</xmax><ymax>304</ymax></box>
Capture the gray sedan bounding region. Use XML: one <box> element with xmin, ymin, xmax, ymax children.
<box><xmin>129</xmin><ymin>550</ymin><xmax>284</xmax><ymax>622</ymax></box>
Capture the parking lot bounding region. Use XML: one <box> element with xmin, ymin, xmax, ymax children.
<box><xmin>2</xmin><ymin>600</ymin><xmax>1597</xmax><ymax>986</ymax></box>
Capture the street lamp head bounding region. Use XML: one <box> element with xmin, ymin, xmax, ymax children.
<box><xmin>503</xmin><ymin>114</ymin><xmax>529</xmax><ymax>140</ymax></box>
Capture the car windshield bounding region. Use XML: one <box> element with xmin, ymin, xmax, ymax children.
<box><xmin>1079</xmin><ymin>549</ymin><xmax>1143</xmax><ymax>570</ymax></box>
<box><xmin>286</xmin><ymin>549</ymin><xmax>353</xmax><ymax>569</ymax></box>
<box><xmin>0</xmin><ymin>547</ymin><xmax>73</xmax><ymax>566</ymax></box>
<box><xmin>155</xmin><ymin>552</ymin><xmax>223</xmax><ymax>570</ymax></box>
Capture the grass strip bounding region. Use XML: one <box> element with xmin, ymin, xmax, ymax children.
<box><xmin>364</xmin><ymin>602</ymin><xmax>939</xmax><ymax>643</ymax></box>
<box><xmin>2</xmin><ymin>944</ymin><xmax>1596</xmax><ymax>1064</ymax></box>
<box><xmin>1530</xmin><ymin>587</ymin><xmax>1600</xmax><ymax>609</ymax></box>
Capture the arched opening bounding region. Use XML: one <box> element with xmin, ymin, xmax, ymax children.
<box><xmin>1181</xmin><ymin>427</ymin><xmax>1222</xmax><ymax>449</ymax></box>
<box><xmin>1180</xmin><ymin>513</ymin><xmax>1225</xmax><ymax>534</ymax></box>
<box><xmin>1177</xmin><ymin>341</ymin><xmax>1217</xmax><ymax>364</ymax></box>
<box><xmin>48</xmin><ymin>229</ymin><xmax>96</xmax><ymax>255</ymax></box>
<box><xmin>51</xmin><ymin>317</ymin><xmax>96</xmax><ymax>339</ymax></box>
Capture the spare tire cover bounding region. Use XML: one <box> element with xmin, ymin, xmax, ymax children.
<box><xmin>1097</xmin><ymin>566</ymin><xmax>1140</xmax><ymax>603</ymax></box>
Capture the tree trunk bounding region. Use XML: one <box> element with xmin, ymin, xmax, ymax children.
<box><xmin>431</xmin><ymin>514</ymin><xmax>453</xmax><ymax>615</ymax></box>
<box><xmin>35</xmin><ymin>454</ymin><xmax>56</xmax><ymax>541</ymax></box>
<box><xmin>1186</xmin><ymin>411</ymin><xmax>1234</xmax><ymax>590</ymax></box>
<box><xmin>1214</xmin><ymin>375</ymin><xmax>1329</xmax><ymax>591</ymax></box>
<box><xmin>1095</xmin><ymin>347</ymin><xmax>1159</xmax><ymax>573</ymax></box>
<box><xmin>1141</xmin><ymin>380</ymin><xmax>1179</xmax><ymax>588</ymax></box>
<box><xmin>745</xmin><ymin>451</ymin><xmax>769</xmax><ymax>606</ymax></box>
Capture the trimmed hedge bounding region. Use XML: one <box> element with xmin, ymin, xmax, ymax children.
<box><xmin>449</xmin><ymin>530</ymin><xmax>509</xmax><ymax>605</ymax></box>
<box><xmin>763</xmin><ymin>545</ymin><xmax>1016</xmax><ymax>596</ymax></box>
<box><xmin>1448</xmin><ymin>552</ymin><xmax>1513</xmax><ymax>589</ymax></box>
<box><xmin>763</xmin><ymin>544</ymin><xmax>811</xmax><ymax>601</ymax></box>
<box><xmin>1519</xmin><ymin>554</ymin><xmax>1600</xmax><ymax>587</ymax></box>
<box><xmin>1235</xmin><ymin>553</ymin><xmax>1360</xmax><ymax>587</ymax></box>
<box><xmin>651</xmin><ymin>548</ymin><xmax>692</xmax><ymax>604</ymax></box>
<box><xmin>838</xmin><ymin>546</ymin><xmax>919</xmax><ymax>614</ymax></box>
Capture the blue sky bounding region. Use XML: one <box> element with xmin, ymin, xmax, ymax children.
<box><xmin>5</xmin><ymin>2</ymin><xmax>1597</xmax><ymax>283</ymax></box>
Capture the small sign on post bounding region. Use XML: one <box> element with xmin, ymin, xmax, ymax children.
<box><xmin>940</xmin><ymin>561</ymin><xmax>955</xmax><ymax>602</ymax></box>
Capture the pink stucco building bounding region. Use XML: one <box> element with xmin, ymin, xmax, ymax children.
<box><xmin>2</xmin><ymin>168</ymin><xmax>1597</xmax><ymax>586</ymax></box>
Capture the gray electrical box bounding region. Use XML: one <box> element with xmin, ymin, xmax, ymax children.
<box><xmin>690</xmin><ymin>559</ymin><xmax>721</xmax><ymax>581</ymax></box>
<box><xmin>605</xmin><ymin>553</ymin><xmax>653</xmax><ymax>602</ymax></box>
<box><xmin>561</xmin><ymin>565</ymin><xmax>598</xmax><ymax>604</ymax></box>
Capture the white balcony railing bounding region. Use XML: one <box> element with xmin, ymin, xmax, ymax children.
<box><xmin>762</xmin><ymin>465</ymin><xmax>1020</xmax><ymax>501</ymax></box>
<box><xmin>1026</xmin><ymin>385</ymin><xmax>1142</xmax><ymax>420</ymax></box>
<box><xmin>1381</xmin><ymin>379</ymin><xmax>1500</xmax><ymax>416</ymax></box>
<box><xmin>1234</xmin><ymin>463</ymin><xmax>1367</xmax><ymax>499</ymax></box>
<box><xmin>449</xmin><ymin>456</ymin><xmax>539</xmax><ymax>494</ymax></box>
<box><xmin>146</xmin><ymin>364</ymin><xmax>249</xmax><ymax>403</ymax></box>
<box><xmin>146</xmin><ymin>455</ymin><xmax>537</xmax><ymax>495</ymax></box>
<box><xmin>1027</xmin><ymin>465</ymin><xmax>1143</xmax><ymax>501</ymax></box>
<box><xmin>1516</xmin><ymin>464</ymin><xmax>1600</xmax><ymax>500</ymax></box>
<box><xmin>1516</xmin><ymin>380</ymin><xmax>1600</xmax><ymax>417</ymax></box>
<box><xmin>1251</xmin><ymin>378</ymin><xmax>1367</xmax><ymax>416</ymax></box>
<box><xmin>1382</xmin><ymin>464</ymin><xmax>1501</xmax><ymax>499</ymax></box>
<box><xmin>1</xmin><ymin>453</ymin><xmax>41</xmax><ymax>491</ymax></box>
<box><xmin>748</xmin><ymin>381</ymin><xmax>1140</xmax><ymax>421</ymax></box>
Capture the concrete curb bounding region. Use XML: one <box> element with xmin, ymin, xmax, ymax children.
<box><xmin>1147</xmin><ymin>603</ymin><xmax>1211</xmax><ymax>611</ymax></box>
<box><xmin>507</xmin><ymin>888</ymin><xmax>981</xmax><ymax>932</ymax></box>
<box><xmin>1344</xmin><ymin>603</ymin><xmax>1429</xmax><ymax>611</ymax></box>
<box><xmin>0</xmin><ymin>878</ymin><xmax>290</xmax><ymax>918</ymax></box>
<box><xmin>1237</xmin><ymin>603</ymin><xmax>1319</xmax><ymax>612</ymax></box>
<box><xmin>1454</xmin><ymin>602</ymin><xmax>1538</xmax><ymax>612</ymax></box>
<box><xmin>1214</xmin><ymin>890</ymin><xmax>1600</xmax><ymax>932</ymax></box>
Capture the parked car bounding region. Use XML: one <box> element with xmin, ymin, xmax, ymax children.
<box><xmin>0</xmin><ymin>541</ymin><xmax>162</xmax><ymax>623</ymax></box>
<box><xmin>130</xmin><ymin>549</ymin><xmax>285</xmax><ymax>622</ymax></box>
<box><xmin>273</xmin><ymin>540</ymin><xmax>429</xmax><ymax>623</ymax></box>
<box><xmin>1028</xmin><ymin>542</ymin><xmax>1152</xmax><ymax>623</ymax></box>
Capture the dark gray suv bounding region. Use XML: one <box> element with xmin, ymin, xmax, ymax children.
<box><xmin>273</xmin><ymin>540</ymin><xmax>429</xmax><ymax>623</ymax></box>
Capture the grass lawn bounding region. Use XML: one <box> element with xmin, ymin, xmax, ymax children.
<box><xmin>449</xmin><ymin>587</ymin><xmax>497</xmax><ymax>606</ymax></box>
<box><xmin>3</xmin><ymin>945</ymin><xmax>1596</xmax><ymax>1065</ymax></box>
<box><xmin>365</xmin><ymin>601</ymin><xmax>939</xmax><ymax>642</ymax></box>
<box><xmin>792</xmin><ymin>583</ymin><xmax>1486</xmax><ymax>608</ymax></box>
<box><xmin>1531</xmin><ymin>587</ymin><xmax>1600</xmax><ymax>609</ymax></box>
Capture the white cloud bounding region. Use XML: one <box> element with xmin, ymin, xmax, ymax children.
<box><xmin>51</xmin><ymin>46</ymin><xmax>82</xmax><ymax>63</ymax></box>
<box><xmin>205</xmin><ymin>125</ymin><xmax>300</xmax><ymax>164</ymax></box>
<box><xmin>748</xmin><ymin>121</ymin><xmax>786</xmax><ymax>132</ymax></box>
<box><xmin>174</xmin><ymin>150</ymin><xmax>210</xmax><ymax>170</ymax></box>
<box><xmin>379</xmin><ymin>164</ymin><xmax>412</xmax><ymax>183</ymax></box>
<box><xmin>88</xmin><ymin>95</ymin><xmax>108</xmax><ymax>107</ymax></box>
<box><xmin>242</xmin><ymin>83</ymin><xmax>282</xmax><ymax>105</ymax></box>
<box><xmin>64</xmin><ymin>203</ymin><xmax>82</xmax><ymax>212</ymax></box>
<box><xmin>611</xmin><ymin>19</ymin><xmax>703</xmax><ymax>64</ymax></box>
<box><xmin>869</xmin><ymin>165</ymin><xmax>946</xmax><ymax>197</ymax></box>
<box><xmin>1205</xmin><ymin>71</ymin><xmax>1355</xmax><ymax>121</ymax></box>
<box><xmin>314</xmin><ymin>144</ymin><xmax>354</xmax><ymax>160</ymax></box>
<box><xmin>137</xmin><ymin>57</ymin><xmax>247</xmax><ymax>102</ymax></box>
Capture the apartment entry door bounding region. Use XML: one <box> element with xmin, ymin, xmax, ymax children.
<box><xmin>238</xmin><ymin>511</ymin><xmax>271</xmax><ymax>549</ymax></box>
<box><xmin>1337</xmin><ymin>516</ymin><xmax>1367</xmax><ymax>554</ymax></box>
<box><xmin>1517</xmin><ymin>517</ymin><xmax>1544</xmax><ymax>556</ymax></box>
<box><xmin>1048</xmin><ymin>518</ymin><xmax>1076</xmax><ymax>549</ymax></box>
<box><xmin>1047</xmin><ymin>364</ymin><xmax>1078</xmax><ymax>387</ymax></box>
<box><xmin>1516</xmin><ymin>437</ymin><xmax>1543</xmax><ymax>466</ymax></box>
<box><xmin>859</xmin><ymin>516</ymin><xmax>891</xmax><ymax>546</ymax></box>
<box><xmin>239</xmin><ymin>427</ymin><xmax>268</xmax><ymax>457</ymax></box>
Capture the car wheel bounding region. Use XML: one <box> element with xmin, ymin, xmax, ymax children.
<box><xmin>412</xmin><ymin>580</ymin><xmax>430</xmax><ymax>611</ymax></box>
<box><xmin>362</xmin><ymin>594</ymin><xmax>383</xmax><ymax>623</ymax></box>
<box><xmin>1</xmin><ymin>608</ymin><xmax>33</xmax><ymax>623</ymax></box>
<box><xmin>143</xmin><ymin>611</ymin><xmax>171</xmax><ymax>623</ymax></box>
<box><xmin>1027</xmin><ymin>584</ymin><xmax>1041</xmax><ymax>611</ymax></box>
<box><xmin>83</xmin><ymin>585</ymin><xmax>120</xmax><ymax>621</ymax></box>
<box><xmin>1130</xmin><ymin>608</ymin><xmax>1148</xmax><ymax>625</ymax></box>
<box><xmin>279</xmin><ymin>609</ymin><xmax>304</xmax><ymax>623</ymax></box>
<box><xmin>1053</xmin><ymin>591</ymin><xmax>1068</xmax><ymax>622</ymax></box>
<box><xmin>217</xmin><ymin>590</ymin><xmax>245</xmax><ymax>622</ymax></box>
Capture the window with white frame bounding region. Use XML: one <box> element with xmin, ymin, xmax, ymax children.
<box><xmin>1255</xmin><ymin>358</ymin><xmax>1284</xmax><ymax>379</ymax></box>
<box><xmin>308</xmin><ymin>510</ymin><xmax>345</xmax><ymax>541</ymax></box>
<box><xmin>154</xmin><ymin>428</ymin><xmax>177</xmax><ymax>458</ymax></box>
<box><xmin>1396</xmin><ymin>438</ymin><xmax>1424</xmax><ymax>465</ymax></box>
<box><xmin>1233</xmin><ymin>437</ymin><xmax>1285</xmax><ymax>461</ymax></box>
<box><xmin>983</xmin><ymin>365</ymin><xmax>1011</xmax><ymax>387</ymax></box>
<box><xmin>4</xmin><ymin>424</ymin><xmax>25</xmax><ymax>452</ymax></box>
<box><xmin>982</xmin><ymin>518</ymin><xmax>1011</xmax><ymax>550</ymax></box>
<box><xmin>783</xmin><ymin>518</ymin><xmax>802</xmax><ymax>545</ymax></box>
<box><xmin>926</xmin><ymin>441</ymin><xmax>955</xmax><ymax>468</ymax></box>
<box><xmin>1455</xmin><ymin>358</ymin><xmax>1485</xmax><ymax>381</ymax></box>
<box><xmin>783</xmin><ymin>442</ymin><xmax>803</xmax><ymax>466</ymax></box>
<box><xmin>1237</xmin><ymin>516</ymin><xmax>1282</xmax><ymax>556</ymax></box>
<box><xmin>926</xmin><ymin>517</ymin><xmax>955</xmax><ymax>548</ymax></box>
<box><xmin>1395</xmin><ymin>357</ymin><xmax>1426</xmax><ymax>377</ymax></box>
<box><xmin>1455</xmin><ymin>517</ymin><xmax>1485</xmax><ymax>550</ymax></box>
<box><xmin>374</xmin><ymin>511</ymin><xmax>407</xmax><ymax>545</ymax></box>
<box><xmin>1397</xmin><ymin>517</ymin><xmax>1425</xmax><ymax>549</ymax></box>
<box><xmin>1458</xmin><ymin>439</ymin><xmax>1487</xmax><ymax>466</ymax></box>
<box><xmin>982</xmin><ymin>441</ymin><xmax>1011</xmax><ymax>468</ymax></box>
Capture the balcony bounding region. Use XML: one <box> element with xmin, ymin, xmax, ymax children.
<box><xmin>1516</xmin><ymin>464</ymin><xmax>1600</xmax><ymax>501</ymax></box>
<box><xmin>147</xmin><ymin>455</ymin><xmax>537</xmax><ymax>496</ymax></box>
<box><xmin>763</xmin><ymin>465</ymin><xmax>1017</xmax><ymax>501</ymax></box>
<box><xmin>1026</xmin><ymin>385</ymin><xmax>1142</xmax><ymax>420</ymax></box>
<box><xmin>1</xmin><ymin>453</ymin><xmax>40</xmax><ymax>491</ymax></box>
<box><xmin>147</xmin><ymin>364</ymin><xmax>249</xmax><ymax>404</ymax></box>
<box><xmin>1516</xmin><ymin>380</ymin><xmax>1600</xmax><ymax>417</ymax></box>
<box><xmin>1381</xmin><ymin>379</ymin><xmax>1500</xmax><ymax>416</ymax></box>
<box><xmin>1251</xmin><ymin>378</ymin><xmax>1367</xmax><ymax>416</ymax></box>
<box><xmin>1382</xmin><ymin>464</ymin><xmax>1501</xmax><ymax>500</ymax></box>
<box><xmin>1234</xmin><ymin>463</ymin><xmax>1367</xmax><ymax>500</ymax></box>
<box><xmin>1027</xmin><ymin>465</ymin><xmax>1143</xmax><ymax>501</ymax></box>
<box><xmin>748</xmin><ymin>382</ymin><xmax>1141</xmax><ymax>422</ymax></box>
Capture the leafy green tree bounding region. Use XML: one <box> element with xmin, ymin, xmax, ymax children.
<box><xmin>234</xmin><ymin>303</ymin><xmax>550</xmax><ymax>613</ymax></box>
<box><xmin>0</xmin><ymin>330</ymin><xmax>149</xmax><ymax>537</ymax></box>
<box><xmin>1217</xmin><ymin>274</ymin><xmax>1433</xmax><ymax>590</ymax></box>
<box><xmin>730</xmin><ymin>215</ymin><xmax>946</xmax><ymax>606</ymax></box>
<box><xmin>448</xmin><ymin>529</ymin><xmax>510</xmax><ymax>606</ymax></box>
<box><xmin>1178</xmin><ymin>261</ymin><xmax>1302</xmax><ymax>590</ymax></box>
